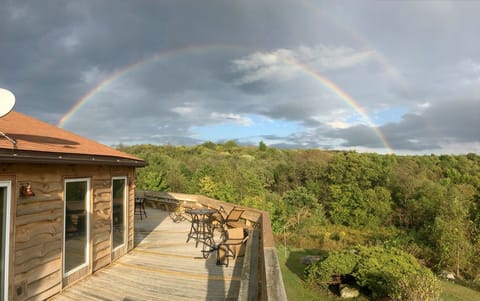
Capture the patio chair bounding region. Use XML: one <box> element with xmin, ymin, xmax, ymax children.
<box><xmin>135</xmin><ymin>197</ymin><xmax>147</xmax><ymax>220</ymax></box>
<box><xmin>211</xmin><ymin>205</ymin><xmax>227</xmax><ymax>234</ymax></box>
<box><xmin>225</xmin><ymin>207</ymin><xmax>246</xmax><ymax>229</ymax></box>
<box><xmin>216</xmin><ymin>227</ymin><xmax>248</xmax><ymax>267</ymax></box>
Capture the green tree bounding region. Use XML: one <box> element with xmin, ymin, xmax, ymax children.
<box><xmin>282</xmin><ymin>187</ymin><xmax>324</xmax><ymax>229</ymax></box>
<box><xmin>258</xmin><ymin>140</ymin><xmax>267</xmax><ymax>151</ymax></box>
<box><xmin>432</xmin><ymin>184</ymin><xmax>475</xmax><ymax>276</ymax></box>
<box><xmin>328</xmin><ymin>184</ymin><xmax>392</xmax><ymax>228</ymax></box>
<box><xmin>139</xmin><ymin>168</ymin><xmax>169</xmax><ymax>191</ymax></box>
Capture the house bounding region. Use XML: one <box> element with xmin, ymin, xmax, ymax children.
<box><xmin>0</xmin><ymin>111</ymin><xmax>145</xmax><ymax>300</ymax></box>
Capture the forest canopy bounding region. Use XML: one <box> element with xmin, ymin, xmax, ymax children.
<box><xmin>119</xmin><ymin>142</ymin><xmax>480</xmax><ymax>280</ymax></box>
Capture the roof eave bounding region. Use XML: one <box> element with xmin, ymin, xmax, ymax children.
<box><xmin>0</xmin><ymin>149</ymin><xmax>146</xmax><ymax>167</ymax></box>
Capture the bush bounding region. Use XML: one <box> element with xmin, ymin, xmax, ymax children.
<box><xmin>305</xmin><ymin>249</ymin><xmax>358</xmax><ymax>285</ymax></box>
<box><xmin>306</xmin><ymin>246</ymin><xmax>441</xmax><ymax>300</ymax></box>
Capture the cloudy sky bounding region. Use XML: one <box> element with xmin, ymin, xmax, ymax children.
<box><xmin>1</xmin><ymin>0</ymin><xmax>479</xmax><ymax>154</ymax></box>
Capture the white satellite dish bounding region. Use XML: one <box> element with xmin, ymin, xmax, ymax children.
<box><xmin>0</xmin><ymin>88</ymin><xmax>15</xmax><ymax>118</ymax></box>
<box><xmin>0</xmin><ymin>88</ymin><xmax>17</xmax><ymax>146</ymax></box>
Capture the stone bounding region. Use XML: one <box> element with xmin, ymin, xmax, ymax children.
<box><xmin>300</xmin><ymin>255</ymin><xmax>322</xmax><ymax>265</ymax></box>
<box><xmin>440</xmin><ymin>271</ymin><xmax>455</xmax><ymax>280</ymax></box>
<box><xmin>340</xmin><ymin>286</ymin><xmax>360</xmax><ymax>298</ymax></box>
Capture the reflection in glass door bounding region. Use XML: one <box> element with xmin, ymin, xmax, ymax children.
<box><xmin>0</xmin><ymin>181</ymin><xmax>11</xmax><ymax>301</ymax></box>
<box><xmin>112</xmin><ymin>177</ymin><xmax>126</xmax><ymax>250</ymax></box>
<box><xmin>64</xmin><ymin>179</ymin><xmax>90</xmax><ymax>276</ymax></box>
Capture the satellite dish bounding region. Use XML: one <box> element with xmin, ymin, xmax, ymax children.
<box><xmin>0</xmin><ymin>88</ymin><xmax>15</xmax><ymax>118</ymax></box>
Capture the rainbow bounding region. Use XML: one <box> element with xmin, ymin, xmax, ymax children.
<box><xmin>58</xmin><ymin>44</ymin><xmax>393</xmax><ymax>153</ymax></box>
<box><xmin>282</xmin><ymin>56</ymin><xmax>394</xmax><ymax>153</ymax></box>
<box><xmin>293</xmin><ymin>0</ymin><xmax>408</xmax><ymax>90</ymax></box>
<box><xmin>57</xmin><ymin>44</ymin><xmax>244</xmax><ymax>128</ymax></box>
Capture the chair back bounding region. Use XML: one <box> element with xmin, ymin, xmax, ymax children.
<box><xmin>226</xmin><ymin>207</ymin><xmax>244</xmax><ymax>222</ymax></box>
<box><xmin>227</xmin><ymin>227</ymin><xmax>244</xmax><ymax>240</ymax></box>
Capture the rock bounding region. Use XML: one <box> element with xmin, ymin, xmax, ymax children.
<box><xmin>301</xmin><ymin>255</ymin><xmax>322</xmax><ymax>265</ymax></box>
<box><xmin>340</xmin><ymin>286</ymin><xmax>360</xmax><ymax>298</ymax></box>
<box><xmin>440</xmin><ymin>271</ymin><xmax>455</xmax><ymax>280</ymax></box>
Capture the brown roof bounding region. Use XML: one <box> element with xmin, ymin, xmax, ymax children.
<box><xmin>0</xmin><ymin>111</ymin><xmax>145</xmax><ymax>167</ymax></box>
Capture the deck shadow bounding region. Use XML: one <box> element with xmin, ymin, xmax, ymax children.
<box><xmin>134</xmin><ymin>207</ymin><xmax>169</xmax><ymax>246</ymax></box>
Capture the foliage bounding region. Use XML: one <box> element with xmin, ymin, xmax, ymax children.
<box><xmin>278</xmin><ymin>246</ymin><xmax>354</xmax><ymax>301</ymax></box>
<box><xmin>432</xmin><ymin>184</ymin><xmax>476</xmax><ymax>276</ymax></box>
<box><xmin>282</xmin><ymin>187</ymin><xmax>325</xmax><ymax>229</ymax></box>
<box><xmin>118</xmin><ymin>143</ymin><xmax>480</xmax><ymax>282</ymax></box>
<box><xmin>328</xmin><ymin>184</ymin><xmax>392</xmax><ymax>228</ymax></box>
<box><xmin>306</xmin><ymin>246</ymin><xmax>441</xmax><ymax>301</ymax></box>
<box><xmin>305</xmin><ymin>249</ymin><xmax>358</xmax><ymax>284</ymax></box>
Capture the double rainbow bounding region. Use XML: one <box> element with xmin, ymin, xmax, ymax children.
<box><xmin>58</xmin><ymin>45</ymin><xmax>393</xmax><ymax>153</ymax></box>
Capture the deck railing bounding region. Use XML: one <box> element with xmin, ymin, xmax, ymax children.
<box><xmin>136</xmin><ymin>190</ymin><xmax>287</xmax><ymax>301</ymax></box>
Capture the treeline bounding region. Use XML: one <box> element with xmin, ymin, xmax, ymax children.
<box><xmin>119</xmin><ymin>142</ymin><xmax>480</xmax><ymax>279</ymax></box>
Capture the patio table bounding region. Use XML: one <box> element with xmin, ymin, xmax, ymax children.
<box><xmin>185</xmin><ymin>208</ymin><xmax>218</xmax><ymax>257</ymax></box>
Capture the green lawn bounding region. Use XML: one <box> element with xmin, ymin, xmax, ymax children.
<box><xmin>277</xmin><ymin>245</ymin><xmax>367</xmax><ymax>301</ymax></box>
<box><xmin>441</xmin><ymin>280</ymin><xmax>480</xmax><ymax>301</ymax></box>
<box><xmin>276</xmin><ymin>244</ymin><xmax>480</xmax><ymax>301</ymax></box>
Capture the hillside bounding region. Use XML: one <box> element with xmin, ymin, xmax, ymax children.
<box><xmin>119</xmin><ymin>142</ymin><xmax>480</xmax><ymax>298</ymax></box>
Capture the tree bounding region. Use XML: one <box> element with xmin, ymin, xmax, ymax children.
<box><xmin>258</xmin><ymin>140</ymin><xmax>267</xmax><ymax>151</ymax></box>
<box><xmin>328</xmin><ymin>184</ymin><xmax>392</xmax><ymax>228</ymax></box>
<box><xmin>139</xmin><ymin>168</ymin><xmax>168</xmax><ymax>191</ymax></box>
<box><xmin>282</xmin><ymin>187</ymin><xmax>324</xmax><ymax>229</ymax></box>
<box><xmin>432</xmin><ymin>184</ymin><xmax>475</xmax><ymax>276</ymax></box>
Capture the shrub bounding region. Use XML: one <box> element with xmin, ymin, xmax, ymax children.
<box><xmin>305</xmin><ymin>249</ymin><xmax>358</xmax><ymax>285</ymax></box>
<box><xmin>305</xmin><ymin>246</ymin><xmax>441</xmax><ymax>300</ymax></box>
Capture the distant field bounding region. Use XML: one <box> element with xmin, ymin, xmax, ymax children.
<box><xmin>277</xmin><ymin>245</ymin><xmax>480</xmax><ymax>301</ymax></box>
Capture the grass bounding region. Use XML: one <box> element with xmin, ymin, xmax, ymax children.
<box><xmin>276</xmin><ymin>244</ymin><xmax>480</xmax><ymax>301</ymax></box>
<box><xmin>276</xmin><ymin>244</ymin><xmax>367</xmax><ymax>301</ymax></box>
<box><xmin>440</xmin><ymin>280</ymin><xmax>480</xmax><ymax>301</ymax></box>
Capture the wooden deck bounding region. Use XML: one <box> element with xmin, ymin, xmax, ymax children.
<box><xmin>50</xmin><ymin>208</ymin><xmax>243</xmax><ymax>300</ymax></box>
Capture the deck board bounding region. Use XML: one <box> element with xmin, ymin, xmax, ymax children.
<box><xmin>50</xmin><ymin>208</ymin><xmax>242</xmax><ymax>300</ymax></box>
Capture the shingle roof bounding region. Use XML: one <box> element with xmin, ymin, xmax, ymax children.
<box><xmin>0</xmin><ymin>111</ymin><xmax>145</xmax><ymax>166</ymax></box>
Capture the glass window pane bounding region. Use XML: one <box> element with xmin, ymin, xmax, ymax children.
<box><xmin>112</xmin><ymin>178</ymin><xmax>125</xmax><ymax>249</ymax></box>
<box><xmin>65</xmin><ymin>180</ymin><xmax>88</xmax><ymax>273</ymax></box>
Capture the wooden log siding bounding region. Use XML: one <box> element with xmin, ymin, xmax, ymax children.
<box><xmin>92</xmin><ymin>178</ymin><xmax>112</xmax><ymax>271</ymax></box>
<box><xmin>0</xmin><ymin>163</ymin><xmax>136</xmax><ymax>301</ymax></box>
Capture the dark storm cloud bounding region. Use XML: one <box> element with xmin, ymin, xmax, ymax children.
<box><xmin>1</xmin><ymin>0</ymin><xmax>479</xmax><ymax>153</ymax></box>
<box><xmin>328</xmin><ymin>98</ymin><xmax>479</xmax><ymax>152</ymax></box>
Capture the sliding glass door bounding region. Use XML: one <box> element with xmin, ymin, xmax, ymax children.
<box><xmin>64</xmin><ymin>179</ymin><xmax>90</xmax><ymax>276</ymax></box>
<box><xmin>112</xmin><ymin>177</ymin><xmax>126</xmax><ymax>250</ymax></box>
<box><xmin>0</xmin><ymin>181</ymin><xmax>11</xmax><ymax>301</ymax></box>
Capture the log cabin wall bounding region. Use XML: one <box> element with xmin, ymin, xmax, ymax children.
<box><xmin>0</xmin><ymin>163</ymin><xmax>135</xmax><ymax>301</ymax></box>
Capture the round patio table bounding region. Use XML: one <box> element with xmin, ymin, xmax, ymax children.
<box><xmin>185</xmin><ymin>208</ymin><xmax>218</xmax><ymax>258</ymax></box>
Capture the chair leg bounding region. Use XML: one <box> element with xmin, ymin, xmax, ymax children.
<box><xmin>216</xmin><ymin>245</ymin><xmax>229</xmax><ymax>267</ymax></box>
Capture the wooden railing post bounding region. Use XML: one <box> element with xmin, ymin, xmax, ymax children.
<box><xmin>238</xmin><ymin>229</ymin><xmax>260</xmax><ymax>301</ymax></box>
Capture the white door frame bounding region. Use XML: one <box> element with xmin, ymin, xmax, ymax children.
<box><xmin>0</xmin><ymin>181</ymin><xmax>11</xmax><ymax>301</ymax></box>
<box><xmin>63</xmin><ymin>178</ymin><xmax>90</xmax><ymax>277</ymax></box>
<box><xmin>112</xmin><ymin>176</ymin><xmax>127</xmax><ymax>252</ymax></box>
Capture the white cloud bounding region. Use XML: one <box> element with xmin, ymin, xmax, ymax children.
<box><xmin>210</xmin><ymin>112</ymin><xmax>253</xmax><ymax>126</ymax></box>
<box><xmin>457</xmin><ymin>59</ymin><xmax>480</xmax><ymax>86</ymax></box>
<box><xmin>58</xmin><ymin>33</ymin><xmax>80</xmax><ymax>51</ymax></box>
<box><xmin>327</xmin><ymin>121</ymin><xmax>350</xmax><ymax>129</ymax></box>
<box><xmin>231</xmin><ymin>45</ymin><xmax>374</xmax><ymax>85</ymax></box>
<box><xmin>171</xmin><ymin>105</ymin><xmax>194</xmax><ymax>116</ymax></box>
<box><xmin>412</xmin><ymin>102</ymin><xmax>431</xmax><ymax>115</ymax></box>
<box><xmin>81</xmin><ymin>66</ymin><xmax>105</xmax><ymax>84</ymax></box>
<box><xmin>231</xmin><ymin>52</ymin><xmax>299</xmax><ymax>84</ymax></box>
<box><xmin>303</xmin><ymin>45</ymin><xmax>374</xmax><ymax>70</ymax></box>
